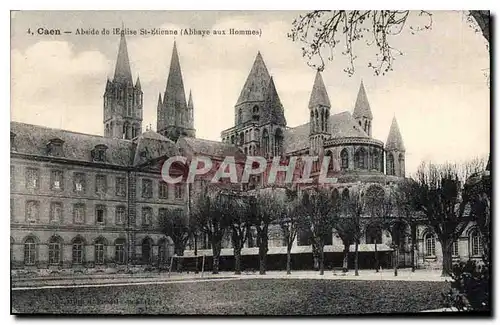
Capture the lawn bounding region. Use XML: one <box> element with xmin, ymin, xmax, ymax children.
<box><xmin>12</xmin><ymin>278</ymin><xmax>450</xmax><ymax>315</ymax></box>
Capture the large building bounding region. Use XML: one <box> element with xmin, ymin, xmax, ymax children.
<box><xmin>10</xmin><ymin>32</ymin><xmax>483</xmax><ymax>276</ymax></box>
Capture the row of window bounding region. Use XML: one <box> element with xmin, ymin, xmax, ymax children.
<box><xmin>19</xmin><ymin>236</ymin><xmax>168</xmax><ymax>266</ymax></box>
<box><xmin>15</xmin><ymin>167</ymin><xmax>184</xmax><ymax>200</ymax></box>
<box><xmin>16</xmin><ymin>200</ymin><xmax>165</xmax><ymax>226</ymax></box>
<box><xmin>424</xmin><ymin>231</ymin><xmax>483</xmax><ymax>257</ymax></box>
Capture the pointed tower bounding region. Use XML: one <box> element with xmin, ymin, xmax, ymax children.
<box><xmin>308</xmin><ymin>70</ymin><xmax>331</xmax><ymax>156</ymax></box>
<box><xmin>353</xmin><ymin>81</ymin><xmax>373</xmax><ymax>137</ymax></box>
<box><xmin>103</xmin><ymin>31</ymin><xmax>143</xmax><ymax>139</ymax></box>
<box><xmin>157</xmin><ymin>42</ymin><xmax>195</xmax><ymax>141</ymax></box>
<box><xmin>187</xmin><ymin>90</ymin><xmax>195</xmax><ymax>136</ymax></box>
<box><xmin>385</xmin><ymin>116</ymin><xmax>406</xmax><ymax>177</ymax></box>
<box><xmin>220</xmin><ymin>51</ymin><xmax>287</xmax><ymax>158</ymax></box>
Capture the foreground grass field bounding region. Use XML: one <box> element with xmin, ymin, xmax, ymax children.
<box><xmin>12</xmin><ymin>278</ymin><xmax>450</xmax><ymax>315</ymax></box>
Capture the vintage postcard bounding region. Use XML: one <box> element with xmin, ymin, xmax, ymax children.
<box><xmin>10</xmin><ymin>10</ymin><xmax>490</xmax><ymax>315</ymax></box>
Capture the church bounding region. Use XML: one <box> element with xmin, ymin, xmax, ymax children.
<box><xmin>10</xmin><ymin>32</ymin><xmax>482</xmax><ymax>276</ymax></box>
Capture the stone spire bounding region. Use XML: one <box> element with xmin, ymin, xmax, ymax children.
<box><xmin>135</xmin><ymin>76</ymin><xmax>141</xmax><ymax>90</ymax></box>
<box><xmin>113</xmin><ymin>31</ymin><xmax>133</xmax><ymax>85</ymax></box>
<box><xmin>385</xmin><ymin>116</ymin><xmax>405</xmax><ymax>151</ymax></box>
<box><xmin>187</xmin><ymin>90</ymin><xmax>194</xmax><ymax>129</ymax></box>
<box><xmin>188</xmin><ymin>90</ymin><xmax>193</xmax><ymax>110</ymax></box>
<box><xmin>353</xmin><ymin>80</ymin><xmax>373</xmax><ymax>119</ymax></box>
<box><xmin>236</xmin><ymin>51</ymin><xmax>271</xmax><ymax>105</ymax></box>
<box><xmin>308</xmin><ymin>70</ymin><xmax>331</xmax><ymax>109</ymax></box>
<box><xmin>263</xmin><ymin>77</ymin><xmax>286</xmax><ymax>126</ymax></box>
<box><xmin>163</xmin><ymin>41</ymin><xmax>188</xmax><ymax>127</ymax></box>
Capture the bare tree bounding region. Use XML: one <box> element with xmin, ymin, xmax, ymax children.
<box><xmin>249</xmin><ymin>187</ymin><xmax>288</xmax><ymax>275</ymax></box>
<box><xmin>227</xmin><ymin>192</ymin><xmax>250</xmax><ymax>275</ymax></box>
<box><xmin>392</xmin><ymin>179</ymin><xmax>421</xmax><ymax>273</ymax></box>
<box><xmin>191</xmin><ymin>186</ymin><xmax>231</xmax><ymax>274</ymax></box>
<box><xmin>301</xmin><ymin>187</ymin><xmax>339</xmax><ymax>275</ymax></box>
<box><xmin>277</xmin><ymin>189</ymin><xmax>306</xmax><ymax>275</ymax></box>
<box><xmin>338</xmin><ymin>189</ymin><xmax>363</xmax><ymax>276</ymax></box>
<box><xmin>158</xmin><ymin>208</ymin><xmax>192</xmax><ymax>272</ymax></box>
<box><xmin>413</xmin><ymin>162</ymin><xmax>474</xmax><ymax>276</ymax></box>
<box><xmin>289</xmin><ymin>10</ymin><xmax>488</xmax><ymax>76</ymax></box>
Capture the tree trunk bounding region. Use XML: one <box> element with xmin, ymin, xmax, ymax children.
<box><xmin>174</xmin><ymin>245</ymin><xmax>184</xmax><ymax>272</ymax></box>
<box><xmin>441</xmin><ymin>238</ymin><xmax>453</xmax><ymax>277</ymax></box>
<box><xmin>354</xmin><ymin>241</ymin><xmax>359</xmax><ymax>276</ymax></box>
<box><xmin>374</xmin><ymin>241</ymin><xmax>379</xmax><ymax>272</ymax></box>
<box><xmin>234</xmin><ymin>246</ymin><xmax>242</xmax><ymax>275</ymax></box>
<box><xmin>212</xmin><ymin>242</ymin><xmax>221</xmax><ymax>274</ymax></box>
<box><xmin>394</xmin><ymin>246</ymin><xmax>399</xmax><ymax>277</ymax></box>
<box><xmin>319</xmin><ymin>244</ymin><xmax>325</xmax><ymax>275</ymax></box>
<box><xmin>286</xmin><ymin>244</ymin><xmax>292</xmax><ymax>275</ymax></box>
<box><xmin>312</xmin><ymin>242</ymin><xmax>319</xmax><ymax>270</ymax></box>
<box><xmin>258</xmin><ymin>234</ymin><xmax>268</xmax><ymax>275</ymax></box>
<box><xmin>411</xmin><ymin>223</ymin><xmax>416</xmax><ymax>272</ymax></box>
<box><xmin>342</xmin><ymin>243</ymin><xmax>349</xmax><ymax>273</ymax></box>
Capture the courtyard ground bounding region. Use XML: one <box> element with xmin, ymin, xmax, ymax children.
<box><xmin>11</xmin><ymin>269</ymin><xmax>452</xmax><ymax>315</ymax></box>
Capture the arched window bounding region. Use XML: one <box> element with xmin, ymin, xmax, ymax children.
<box><xmin>94</xmin><ymin>237</ymin><xmax>106</xmax><ymax>265</ymax></box>
<box><xmin>354</xmin><ymin>148</ymin><xmax>366</xmax><ymax>169</ymax></box>
<box><xmin>48</xmin><ymin>236</ymin><xmax>62</xmax><ymax>265</ymax></box>
<box><xmin>141</xmin><ymin>238</ymin><xmax>152</xmax><ymax>264</ymax></box>
<box><xmin>72</xmin><ymin>237</ymin><xmax>84</xmax><ymax>265</ymax></box>
<box><xmin>252</xmin><ymin>105</ymin><xmax>260</xmax><ymax>122</ymax></box>
<box><xmin>424</xmin><ymin>233</ymin><xmax>436</xmax><ymax>257</ymax></box>
<box><xmin>340</xmin><ymin>149</ymin><xmax>349</xmax><ymax>170</ymax></box>
<box><xmin>115</xmin><ymin>238</ymin><xmax>126</xmax><ymax>264</ymax></box>
<box><xmin>398</xmin><ymin>153</ymin><xmax>405</xmax><ymax>176</ymax></box>
<box><xmin>238</xmin><ymin>107</ymin><xmax>243</xmax><ymax>124</ymax></box>
<box><xmin>239</xmin><ymin>132</ymin><xmax>244</xmax><ymax>146</ymax></box>
<box><xmin>274</xmin><ymin>128</ymin><xmax>283</xmax><ymax>156</ymax></box>
<box><xmin>230</xmin><ymin>135</ymin><xmax>235</xmax><ymax>144</ymax></box>
<box><xmin>310</xmin><ymin>111</ymin><xmax>314</xmax><ymax>132</ymax></box>
<box><xmin>105</xmin><ymin>124</ymin><xmax>110</xmax><ymax>137</ymax></box>
<box><xmin>262</xmin><ymin>129</ymin><xmax>269</xmax><ymax>156</ymax></box>
<box><xmin>387</xmin><ymin>153</ymin><xmax>395</xmax><ymax>175</ymax></box>
<box><xmin>24</xmin><ymin>237</ymin><xmax>37</xmax><ymax>265</ymax></box>
<box><xmin>342</xmin><ymin>188</ymin><xmax>350</xmax><ymax>201</ymax></box>
<box><xmin>470</xmin><ymin>229</ymin><xmax>482</xmax><ymax>256</ymax></box>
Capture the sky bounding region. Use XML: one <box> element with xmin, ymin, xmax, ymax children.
<box><xmin>10</xmin><ymin>10</ymin><xmax>490</xmax><ymax>175</ymax></box>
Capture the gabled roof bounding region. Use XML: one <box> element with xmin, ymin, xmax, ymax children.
<box><xmin>178</xmin><ymin>137</ymin><xmax>245</xmax><ymax>160</ymax></box>
<box><xmin>11</xmin><ymin>122</ymin><xmax>134</xmax><ymax>166</ymax></box>
<box><xmin>385</xmin><ymin>116</ymin><xmax>405</xmax><ymax>151</ymax></box>
<box><xmin>236</xmin><ymin>52</ymin><xmax>271</xmax><ymax>105</ymax></box>
<box><xmin>308</xmin><ymin>71</ymin><xmax>331</xmax><ymax>109</ymax></box>
<box><xmin>133</xmin><ymin>131</ymin><xmax>178</xmax><ymax>166</ymax></box>
<box><xmin>113</xmin><ymin>32</ymin><xmax>133</xmax><ymax>85</ymax></box>
<box><xmin>353</xmin><ymin>81</ymin><xmax>373</xmax><ymax>119</ymax></box>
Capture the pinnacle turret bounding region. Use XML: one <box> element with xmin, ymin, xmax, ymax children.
<box><xmin>353</xmin><ymin>81</ymin><xmax>373</xmax><ymax>120</ymax></box>
<box><xmin>386</xmin><ymin>116</ymin><xmax>405</xmax><ymax>151</ymax></box>
<box><xmin>308</xmin><ymin>70</ymin><xmax>331</xmax><ymax>109</ymax></box>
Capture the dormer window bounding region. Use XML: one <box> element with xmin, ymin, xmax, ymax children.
<box><xmin>10</xmin><ymin>132</ymin><xmax>16</xmax><ymax>151</ymax></box>
<box><xmin>47</xmin><ymin>138</ymin><xmax>64</xmax><ymax>157</ymax></box>
<box><xmin>92</xmin><ymin>144</ymin><xmax>108</xmax><ymax>162</ymax></box>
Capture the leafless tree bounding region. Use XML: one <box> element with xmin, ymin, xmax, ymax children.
<box><xmin>249</xmin><ymin>187</ymin><xmax>288</xmax><ymax>275</ymax></box>
<box><xmin>289</xmin><ymin>10</ymin><xmax>488</xmax><ymax>77</ymax></box>
<box><xmin>413</xmin><ymin>162</ymin><xmax>474</xmax><ymax>276</ymax></box>
<box><xmin>337</xmin><ymin>188</ymin><xmax>363</xmax><ymax>276</ymax></box>
<box><xmin>277</xmin><ymin>189</ymin><xmax>306</xmax><ymax>275</ymax></box>
<box><xmin>227</xmin><ymin>192</ymin><xmax>250</xmax><ymax>275</ymax></box>
<box><xmin>158</xmin><ymin>208</ymin><xmax>193</xmax><ymax>272</ymax></box>
<box><xmin>191</xmin><ymin>186</ymin><xmax>231</xmax><ymax>274</ymax></box>
<box><xmin>301</xmin><ymin>187</ymin><xmax>340</xmax><ymax>275</ymax></box>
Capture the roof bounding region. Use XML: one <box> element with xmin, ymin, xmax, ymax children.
<box><xmin>132</xmin><ymin>131</ymin><xmax>178</xmax><ymax>166</ymax></box>
<box><xmin>11</xmin><ymin>121</ymin><xmax>134</xmax><ymax>166</ymax></box>
<box><xmin>178</xmin><ymin>137</ymin><xmax>245</xmax><ymax>160</ymax></box>
<box><xmin>261</xmin><ymin>77</ymin><xmax>286</xmax><ymax>126</ymax></box>
<box><xmin>352</xmin><ymin>81</ymin><xmax>373</xmax><ymax>119</ymax></box>
<box><xmin>308</xmin><ymin>71</ymin><xmax>331</xmax><ymax>108</ymax></box>
<box><xmin>283</xmin><ymin>111</ymin><xmax>369</xmax><ymax>153</ymax></box>
<box><xmin>236</xmin><ymin>52</ymin><xmax>271</xmax><ymax>105</ymax></box>
<box><xmin>385</xmin><ymin>116</ymin><xmax>405</xmax><ymax>151</ymax></box>
<box><xmin>113</xmin><ymin>33</ymin><xmax>133</xmax><ymax>85</ymax></box>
